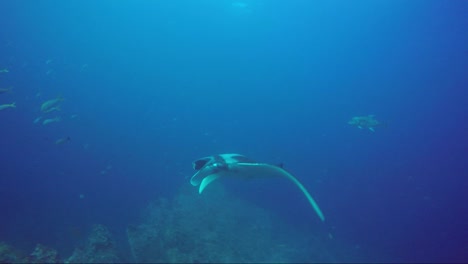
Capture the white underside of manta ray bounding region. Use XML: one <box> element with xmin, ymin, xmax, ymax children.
<box><xmin>190</xmin><ymin>153</ymin><xmax>325</xmax><ymax>222</ymax></box>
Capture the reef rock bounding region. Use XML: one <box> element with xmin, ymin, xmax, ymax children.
<box><xmin>66</xmin><ymin>224</ymin><xmax>121</xmax><ymax>263</ymax></box>
<box><xmin>29</xmin><ymin>244</ymin><xmax>60</xmax><ymax>263</ymax></box>
<box><xmin>126</xmin><ymin>185</ymin><xmax>295</xmax><ymax>263</ymax></box>
<box><xmin>0</xmin><ymin>242</ymin><xmax>27</xmax><ymax>263</ymax></box>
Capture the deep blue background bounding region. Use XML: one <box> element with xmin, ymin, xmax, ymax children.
<box><xmin>0</xmin><ymin>0</ymin><xmax>467</xmax><ymax>262</ymax></box>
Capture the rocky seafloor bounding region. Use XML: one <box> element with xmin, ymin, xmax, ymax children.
<box><xmin>1</xmin><ymin>185</ymin><xmax>343</xmax><ymax>263</ymax></box>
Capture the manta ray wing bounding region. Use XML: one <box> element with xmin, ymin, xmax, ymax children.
<box><xmin>197</xmin><ymin>162</ymin><xmax>325</xmax><ymax>222</ymax></box>
<box><xmin>233</xmin><ymin>163</ymin><xmax>325</xmax><ymax>221</ymax></box>
<box><xmin>196</xmin><ymin>162</ymin><xmax>279</xmax><ymax>191</ymax></box>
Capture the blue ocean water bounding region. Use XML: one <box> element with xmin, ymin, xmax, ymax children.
<box><xmin>0</xmin><ymin>0</ymin><xmax>467</xmax><ymax>262</ymax></box>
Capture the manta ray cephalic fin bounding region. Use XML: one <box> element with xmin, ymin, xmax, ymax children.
<box><xmin>199</xmin><ymin>174</ymin><xmax>221</xmax><ymax>194</ymax></box>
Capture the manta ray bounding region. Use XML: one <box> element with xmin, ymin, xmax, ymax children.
<box><xmin>190</xmin><ymin>153</ymin><xmax>325</xmax><ymax>221</ymax></box>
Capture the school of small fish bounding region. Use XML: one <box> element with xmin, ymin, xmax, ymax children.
<box><xmin>0</xmin><ymin>61</ymin><xmax>82</xmax><ymax>146</ymax></box>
